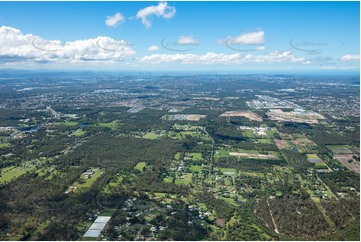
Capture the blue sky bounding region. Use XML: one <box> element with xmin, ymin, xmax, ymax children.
<box><xmin>0</xmin><ymin>1</ymin><xmax>359</xmax><ymax>72</ymax></box>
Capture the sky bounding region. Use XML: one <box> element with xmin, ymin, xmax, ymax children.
<box><xmin>0</xmin><ymin>1</ymin><xmax>359</xmax><ymax>72</ymax></box>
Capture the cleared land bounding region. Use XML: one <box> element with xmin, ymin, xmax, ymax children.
<box><xmin>229</xmin><ymin>152</ymin><xmax>277</xmax><ymax>159</ymax></box>
<box><xmin>134</xmin><ymin>162</ymin><xmax>147</xmax><ymax>172</ymax></box>
<box><xmin>334</xmin><ymin>155</ymin><xmax>360</xmax><ymax>174</ymax></box>
<box><xmin>267</xmin><ymin>109</ymin><xmax>325</xmax><ymax>124</ymax></box>
<box><xmin>274</xmin><ymin>139</ymin><xmax>291</xmax><ymax>150</ymax></box>
<box><xmin>220</xmin><ymin>110</ymin><xmax>263</xmax><ymax>121</ymax></box>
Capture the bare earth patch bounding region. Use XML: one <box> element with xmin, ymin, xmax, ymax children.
<box><xmin>229</xmin><ymin>152</ymin><xmax>276</xmax><ymax>159</ymax></box>
<box><xmin>220</xmin><ymin>110</ymin><xmax>263</xmax><ymax>121</ymax></box>
<box><xmin>335</xmin><ymin>154</ymin><xmax>360</xmax><ymax>174</ymax></box>
<box><xmin>274</xmin><ymin>139</ymin><xmax>290</xmax><ymax>150</ymax></box>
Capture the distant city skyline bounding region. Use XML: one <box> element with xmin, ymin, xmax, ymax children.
<box><xmin>0</xmin><ymin>1</ymin><xmax>359</xmax><ymax>72</ymax></box>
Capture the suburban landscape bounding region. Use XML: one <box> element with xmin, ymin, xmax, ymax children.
<box><xmin>0</xmin><ymin>0</ymin><xmax>359</xmax><ymax>241</ymax></box>
<box><xmin>0</xmin><ymin>71</ymin><xmax>359</xmax><ymax>240</ymax></box>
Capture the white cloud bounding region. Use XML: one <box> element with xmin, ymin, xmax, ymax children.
<box><xmin>176</xmin><ymin>35</ymin><xmax>199</xmax><ymax>45</ymax></box>
<box><xmin>147</xmin><ymin>45</ymin><xmax>160</xmax><ymax>51</ymax></box>
<box><xmin>140</xmin><ymin>51</ymin><xmax>305</xmax><ymax>64</ymax></box>
<box><xmin>255</xmin><ymin>46</ymin><xmax>266</xmax><ymax>51</ymax></box>
<box><xmin>226</xmin><ymin>31</ymin><xmax>265</xmax><ymax>45</ymax></box>
<box><xmin>105</xmin><ymin>13</ymin><xmax>125</xmax><ymax>27</ymax></box>
<box><xmin>0</xmin><ymin>26</ymin><xmax>135</xmax><ymax>64</ymax></box>
<box><xmin>340</xmin><ymin>54</ymin><xmax>360</xmax><ymax>62</ymax></box>
<box><xmin>136</xmin><ymin>2</ymin><xmax>176</xmax><ymax>28</ymax></box>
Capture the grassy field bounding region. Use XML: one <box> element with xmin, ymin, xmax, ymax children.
<box><xmin>167</xmin><ymin>130</ymin><xmax>211</xmax><ymax>141</ymax></box>
<box><xmin>173</xmin><ymin>124</ymin><xmax>203</xmax><ymax>131</ymax></box>
<box><xmin>134</xmin><ymin>162</ymin><xmax>147</xmax><ymax>172</ymax></box>
<box><xmin>306</xmin><ymin>154</ymin><xmax>319</xmax><ymax>159</ymax></box>
<box><xmin>175</xmin><ymin>173</ymin><xmax>192</xmax><ymax>185</ymax></box>
<box><xmin>70</xmin><ymin>129</ymin><xmax>86</xmax><ymax>137</ymax></box>
<box><xmin>240</xmin><ymin>171</ymin><xmax>265</xmax><ymax>177</ymax></box>
<box><xmin>163</xmin><ymin>176</ymin><xmax>173</xmax><ymax>183</ymax></box>
<box><xmin>184</xmin><ymin>152</ymin><xmax>203</xmax><ymax>161</ymax></box>
<box><xmin>326</xmin><ymin>145</ymin><xmax>354</xmax><ymax>154</ymax></box>
<box><xmin>254</xmin><ymin>139</ymin><xmax>273</xmax><ymax>144</ymax></box>
<box><xmin>0</xmin><ymin>143</ymin><xmax>10</xmax><ymax>148</ymax></box>
<box><xmin>94</xmin><ymin>120</ymin><xmax>119</xmax><ymax>130</ymax></box>
<box><xmin>215</xmin><ymin>149</ymin><xmax>279</xmax><ymax>160</ymax></box>
<box><xmin>174</xmin><ymin>152</ymin><xmax>182</xmax><ymax>160</ymax></box>
<box><xmin>219</xmin><ymin>167</ymin><xmax>237</xmax><ymax>175</ymax></box>
<box><xmin>142</xmin><ymin>131</ymin><xmax>160</xmax><ymax>139</ymax></box>
<box><xmin>0</xmin><ymin>165</ymin><xmax>35</xmax><ymax>184</ymax></box>
<box><xmin>189</xmin><ymin>165</ymin><xmax>202</xmax><ymax>172</ymax></box>
<box><xmin>55</xmin><ymin>121</ymin><xmax>79</xmax><ymax>126</ymax></box>
<box><xmin>108</xmin><ymin>176</ymin><xmax>123</xmax><ymax>187</ymax></box>
<box><xmin>66</xmin><ymin>168</ymin><xmax>104</xmax><ymax>193</ymax></box>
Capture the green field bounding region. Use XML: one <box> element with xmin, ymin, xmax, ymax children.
<box><xmin>175</xmin><ymin>173</ymin><xmax>192</xmax><ymax>185</ymax></box>
<box><xmin>173</xmin><ymin>124</ymin><xmax>202</xmax><ymax>131</ymax></box>
<box><xmin>189</xmin><ymin>165</ymin><xmax>202</xmax><ymax>172</ymax></box>
<box><xmin>240</xmin><ymin>171</ymin><xmax>265</xmax><ymax>177</ymax></box>
<box><xmin>307</xmin><ymin>154</ymin><xmax>319</xmax><ymax>159</ymax></box>
<box><xmin>142</xmin><ymin>131</ymin><xmax>160</xmax><ymax>139</ymax></box>
<box><xmin>66</xmin><ymin>168</ymin><xmax>104</xmax><ymax>192</ymax></box>
<box><xmin>184</xmin><ymin>152</ymin><xmax>203</xmax><ymax>161</ymax></box>
<box><xmin>70</xmin><ymin>129</ymin><xmax>86</xmax><ymax>137</ymax></box>
<box><xmin>219</xmin><ymin>167</ymin><xmax>237</xmax><ymax>175</ymax></box>
<box><xmin>215</xmin><ymin>149</ymin><xmax>279</xmax><ymax>160</ymax></box>
<box><xmin>0</xmin><ymin>165</ymin><xmax>35</xmax><ymax>184</ymax></box>
<box><xmin>55</xmin><ymin>121</ymin><xmax>79</xmax><ymax>126</ymax></box>
<box><xmin>94</xmin><ymin>120</ymin><xmax>119</xmax><ymax>130</ymax></box>
<box><xmin>326</xmin><ymin>145</ymin><xmax>354</xmax><ymax>154</ymax></box>
<box><xmin>0</xmin><ymin>143</ymin><xmax>10</xmax><ymax>148</ymax></box>
<box><xmin>134</xmin><ymin>162</ymin><xmax>147</xmax><ymax>172</ymax></box>
<box><xmin>108</xmin><ymin>176</ymin><xmax>123</xmax><ymax>187</ymax></box>
<box><xmin>174</xmin><ymin>152</ymin><xmax>182</xmax><ymax>160</ymax></box>
<box><xmin>168</xmin><ymin>130</ymin><xmax>210</xmax><ymax>141</ymax></box>
<box><xmin>254</xmin><ymin>139</ymin><xmax>273</xmax><ymax>144</ymax></box>
<box><xmin>163</xmin><ymin>176</ymin><xmax>173</xmax><ymax>183</ymax></box>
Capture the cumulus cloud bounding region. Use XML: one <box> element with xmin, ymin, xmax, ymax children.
<box><xmin>136</xmin><ymin>2</ymin><xmax>176</xmax><ymax>28</ymax></box>
<box><xmin>176</xmin><ymin>35</ymin><xmax>199</xmax><ymax>45</ymax></box>
<box><xmin>223</xmin><ymin>31</ymin><xmax>265</xmax><ymax>45</ymax></box>
<box><xmin>340</xmin><ymin>54</ymin><xmax>360</xmax><ymax>62</ymax></box>
<box><xmin>147</xmin><ymin>45</ymin><xmax>160</xmax><ymax>51</ymax></box>
<box><xmin>0</xmin><ymin>26</ymin><xmax>135</xmax><ymax>64</ymax></box>
<box><xmin>105</xmin><ymin>13</ymin><xmax>125</xmax><ymax>27</ymax></box>
<box><xmin>140</xmin><ymin>51</ymin><xmax>305</xmax><ymax>64</ymax></box>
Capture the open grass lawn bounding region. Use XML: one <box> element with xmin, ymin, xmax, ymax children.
<box><xmin>240</xmin><ymin>171</ymin><xmax>265</xmax><ymax>177</ymax></box>
<box><xmin>175</xmin><ymin>173</ymin><xmax>192</xmax><ymax>185</ymax></box>
<box><xmin>142</xmin><ymin>131</ymin><xmax>160</xmax><ymax>139</ymax></box>
<box><xmin>67</xmin><ymin>168</ymin><xmax>104</xmax><ymax>193</ymax></box>
<box><xmin>167</xmin><ymin>130</ymin><xmax>210</xmax><ymax>141</ymax></box>
<box><xmin>55</xmin><ymin>121</ymin><xmax>79</xmax><ymax>126</ymax></box>
<box><xmin>0</xmin><ymin>165</ymin><xmax>34</xmax><ymax>184</ymax></box>
<box><xmin>174</xmin><ymin>152</ymin><xmax>182</xmax><ymax>160</ymax></box>
<box><xmin>189</xmin><ymin>165</ymin><xmax>202</xmax><ymax>172</ymax></box>
<box><xmin>134</xmin><ymin>162</ymin><xmax>146</xmax><ymax>172</ymax></box>
<box><xmin>254</xmin><ymin>139</ymin><xmax>273</xmax><ymax>144</ymax></box>
<box><xmin>219</xmin><ymin>167</ymin><xmax>237</xmax><ymax>175</ymax></box>
<box><xmin>214</xmin><ymin>149</ymin><xmax>232</xmax><ymax>158</ymax></box>
<box><xmin>94</xmin><ymin>120</ymin><xmax>119</xmax><ymax>130</ymax></box>
<box><xmin>315</xmin><ymin>162</ymin><xmax>328</xmax><ymax>168</ymax></box>
<box><xmin>173</xmin><ymin>124</ymin><xmax>202</xmax><ymax>131</ymax></box>
<box><xmin>326</xmin><ymin>145</ymin><xmax>354</xmax><ymax>154</ymax></box>
<box><xmin>184</xmin><ymin>152</ymin><xmax>203</xmax><ymax>161</ymax></box>
<box><xmin>163</xmin><ymin>176</ymin><xmax>173</xmax><ymax>183</ymax></box>
<box><xmin>108</xmin><ymin>176</ymin><xmax>123</xmax><ymax>187</ymax></box>
<box><xmin>70</xmin><ymin>129</ymin><xmax>86</xmax><ymax>137</ymax></box>
<box><xmin>307</xmin><ymin>154</ymin><xmax>319</xmax><ymax>159</ymax></box>
<box><xmin>0</xmin><ymin>142</ymin><xmax>10</xmax><ymax>148</ymax></box>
